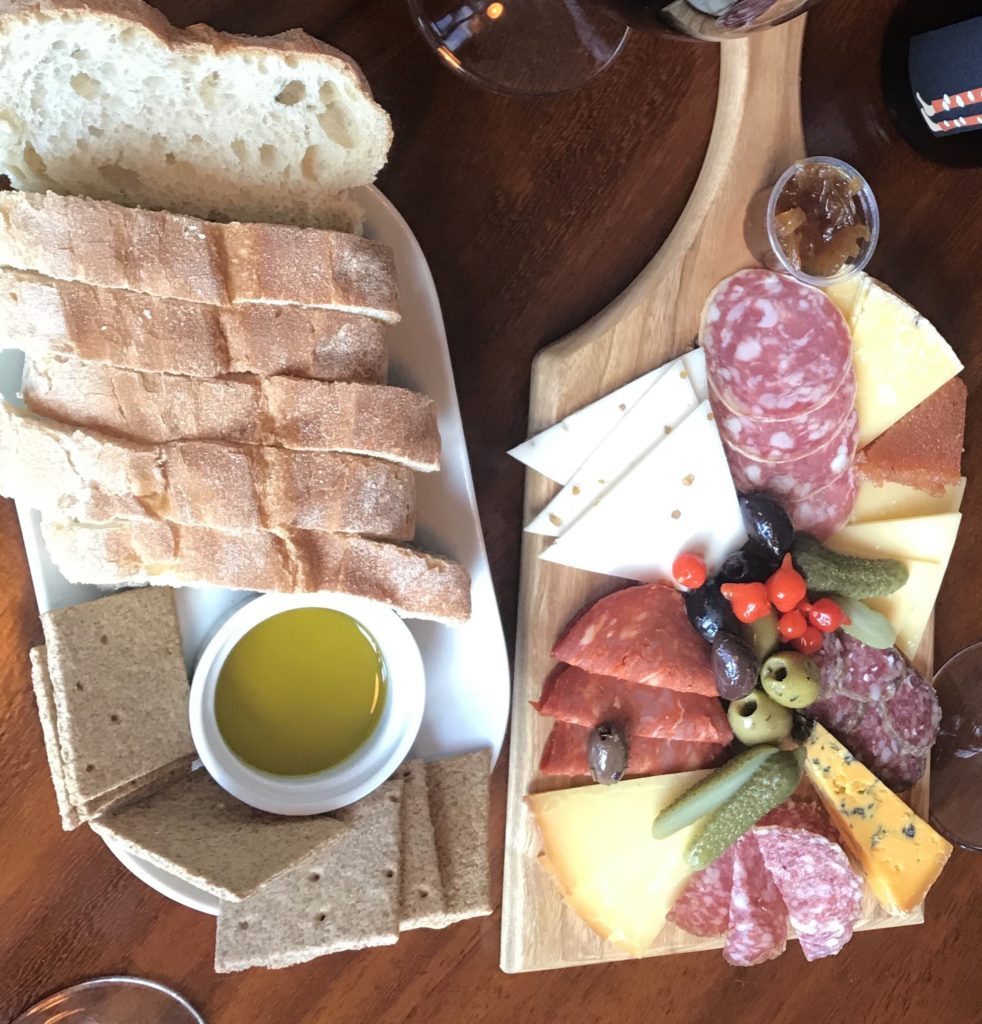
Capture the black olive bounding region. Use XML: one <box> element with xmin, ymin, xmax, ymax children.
<box><xmin>719</xmin><ymin>542</ymin><xmax>779</xmax><ymax>583</ymax></box>
<box><xmin>711</xmin><ymin>631</ymin><xmax>759</xmax><ymax>701</ymax></box>
<box><xmin>738</xmin><ymin>492</ymin><xmax>795</xmax><ymax>562</ymax></box>
<box><xmin>588</xmin><ymin>721</ymin><xmax>629</xmax><ymax>785</ymax></box>
<box><xmin>684</xmin><ymin>579</ymin><xmax>741</xmax><ymax>644</ymax></box>
<box><xmin>790</xmin><ymin>711</ymin><xmax>816</xmax><ymax>744</ymax></box>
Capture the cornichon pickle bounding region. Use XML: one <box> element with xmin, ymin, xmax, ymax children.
<box><xmin>685</xmin><ymin>749</ymin><xmax>804</xmax><ymax>870</ymax></box>
<box><xmin>792</xmin><ymin>533</ymin><xmax>909</xmax><ymax>599</ymax></box>
<box><xmin>652</xmin><ymin>745</ymin><xmax>779</xmax><ymax>839</ymax></box>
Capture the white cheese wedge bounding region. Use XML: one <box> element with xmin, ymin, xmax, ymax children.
<box><xmin>525</xmin><ymin>364</ymin><xmax>699</xmax><ymax>537</ymax></box>
<box><xmin>680</xmin><ymin>348</ymin><xmax>708</xmax><ymax>401</ymax></box>
<box><xmin>540</xmin><ymin>399</ymin><xmax>747</xmax><ymax>582</ymax></box>
<box><xmin>508</xmin><ymin>366</ymin><xmax>668</xmax><ymax>485</ymax></box>
<box><xmin>850</xmin><ymin>478</ymin><xmax>966</xmax><ymax>524</ymax></box>
<box><xmin>526</xmin><ymin>771</ymin><xmax>708</xmax><ymax>956</ymax></box>
<box><xmin>844</xmin><ymin>279</ymin><xmax>963</xmax><ymax>447</ymax></box>
<box><xmin>824</xmin><ymin>272</ymin><xmax>871</xmax><ymax>330</ymax></box>
<box><xmin>826</xmin><ymin>513</ymin><xmax>962</xmax><ymax>660</ymax></box>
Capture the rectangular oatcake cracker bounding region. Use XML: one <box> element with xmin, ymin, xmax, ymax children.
<box><xmin>41</xmin><ymin>587</ymin><xmax>194</xmax><ymax>804</ymax></box>
<box><xmin>29</xmin><ymin>646</ymin><xmax>79</xmax><ymax>831</ymax></box>
<box><xmin>396</xmin><ymin>759</ymin><xmax>447</xmax><ymax>930</ymax></box>
<box><xmin>214</xmin><ymin>778</ymin><xmax>405</xmax><ymax>972</ymax></box>
<box><xmin>91</xmin><ymin>772</ymin><xmax>348</xmax><ymax>902</ymax></box>
<box><xmin>426</xmin><ymin>750</ymin><xmax>493</xmax><ymax>925</ymax></box>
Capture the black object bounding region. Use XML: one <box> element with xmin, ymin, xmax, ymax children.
<box><xmin>588</xmin><ymin>722</ymin><xmax>630</xmax><ymax>785</ymax></box>
<box><xmin>738</xmin><ymin>493</ymin><xmax>795</xmax><ymax>563</ymax></box>
<box><xmin>711</xmin><ymin>631</ymin><xmax>760</xmax><ymax>701</ymax></box>
<box><xmin>882</xmin><ymin>0</ymin><xmax>982</xmax><ymax>166</ymax></box>
<box><xmin>684</xmin><ymin>579</ymin><xmax>742</xmax><ymax>643</ymax></box>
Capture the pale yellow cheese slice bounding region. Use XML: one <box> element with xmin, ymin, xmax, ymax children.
<box><xmin>526</xmin><ymin>771</ymin><xmax>708</xmax><ymax>956</ymax></box>
<box><xmin>825</xmin><ymin>272</ymin><xmax>871</xmax><ymax>330</ymax></box>
<box><xmin>851</xmin><ymin>477</ymin><xmax>966</xmax><ymax>524</ymax></box>
<box><xmin>864</xmin><ymin>559</ymin><xmax>946</xmax><ymax>660</ymax></box>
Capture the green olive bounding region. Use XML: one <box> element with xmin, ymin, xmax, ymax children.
<box><xmin>760</xmin><ymin>651</ymin><xmax>822</xmax><ymax>709</ymax></box>
<box><xmin>727</xmin><ymin>689</ymin><xmax>793</xmax><ymax>746</ymax></box>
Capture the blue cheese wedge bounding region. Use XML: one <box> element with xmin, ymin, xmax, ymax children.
<box><xmin>539</xmin><ymin>398</ymin><xmax>746</xmax><ymax>581</ymax></box>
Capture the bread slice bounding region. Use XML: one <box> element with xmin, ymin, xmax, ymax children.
<box><xmin>215</xmin><ymin>779</ymin><xmax>404</xmax><ymax>972</ymax></box>
<box><xmin>0</xmin><ymin>0</ymin><xmax>391</xmax><ymax>230</ymax></box>
<box><xmin>40</xmin><ymin>587</ymin><xmax>195</xmax><ymax>805</ymax></box>
<box><xmin>90</xmin><ymin>772</ymin><xmax>348</xmax><ymax>902</ymax></box>
<box><xmin>0</xmin><ymin>269</ymin><xmax>388</xmax><ymax>382</ymax></box>
<box><xmin>23</xmin><ymin>358</ymin><xmax>440</xmax><ymax>471</ymax></box>
<box><xmin>42</xmin><ymin>519</ymin><xmax>472</xmax><ymax>623</ymax></box>
<box><xmin>0</xmin><ymin>402</ymin><xmax>417</xmax><ymax>540</ymax></box>
<box><xmin>0</xmin><ymin>190</ymin><xmax>399</xmax><ymax>320</ymax></box>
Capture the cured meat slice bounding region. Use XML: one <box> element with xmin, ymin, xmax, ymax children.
<box><xmin>785</xmin><ymin>468</ymin><xmax>858</xmax><ymax>539</ymax></box>
<box><xmin>724</xmin><ymin>834</ymin><xmax>788</xmax><ymax>966</ymax></box>
<box><xmin>758</xmin><ymin>800</ymin><xmax>840</xmax><ymax>845</ymax></box>
<box><xmin>700</xmin><ymin>269</ymin><xmax>853</xmax><ymax>419</ymax></box>
<box><xmin>712</xmin><ymin>372</ymin><xmax>857</xmax><ymax>462</ymax></box>
<box><xmin>538</xmin><ymin>721</ymin><xmax>726</xmax><ymax>778</ymax></box>
<box><xmin>552</xmin><ymin>584</ymin><xmax>716</xmax><ymax>697</ymax></box>
<box><xmin>667</xmin><ymin>847</ymin><xmax>735</xmax><ymax>938</ymax></box>
<box><xmin>724</xmin><ymin>410</ymin><xmax>859</xmax><ymax>500</ymax></box>
<box><xmin>753</xmin><ymin>826</ymin><xmax>863</xmax><ymax>962</ymax></box>
<box><xmin>533</xmin><ymin>666</ymin><xmax>733</xmax><ymax>745</ymax></box>
<box><xmin>811</xmin><ymin>632</ymin><xmax>940</xmax><ymax>789</ymax></box>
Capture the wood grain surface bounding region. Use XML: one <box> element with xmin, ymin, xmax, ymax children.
<box><xmin>2</xmin><ymin>0</ymin><xmax>982</xmax><ymax>1021</ymax></box>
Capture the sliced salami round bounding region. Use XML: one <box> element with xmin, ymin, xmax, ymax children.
<box><xmin>725</xmin><ymin>409</ymin><xmax>859</xmax><ymax>500</ymax></box>
<box><xmin>752</xmin><ymin>825</ymin><xmax>863</xmax><ymax>962</ymax></box>
<box><xmin>723</xmin><ymin>834</ymin><xmax>789</xmax><ymax>967</ymax></box>
<box><xmin>786</xmin><ymin>468</ymin><xmax>858</xmax><ymax>540</ymax></box>
<box><xmin>667</xmin><ymin>845</ymin><xmax>735</xmax><ymax>938</ymax></box>
<box><xmin>711</xmin><ymin>372</ymin><xmax>857</xmax><ymax>462</ymax></box>
<box><xmin>758</xmin><ymin>800</ymin><xmax>840</xmax><ymax>845</ymax></box>
<box><xmin>700</xmin><ymin>269</ymin><xmax>853</xmax><ymax>419</ymax></box>
<box><xmin>884</xmin><ymin>668</ymin><xmax>943</xmax><ymax>753</ymax></box>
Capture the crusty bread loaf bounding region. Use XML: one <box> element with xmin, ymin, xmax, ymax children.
<box><xmin>0</xmin><ymin>190</ymin><xmax>400</xmax><ymax>320</ymax></box>
<box><xmin>41</xmin><ymin>519</ymin><xmax>472</xmax><ymax>623</ymax></box>
<box><xmin>0</xmin><ymin>269</ymin><xmax>388</xmax><ymax>382</ymax></box>
<box><xmin>0</xmin><ymin>402</ymin><xmax>416</xmax><ymax>539</ymax></box>
<box><xmin>0</xmin><ymin>0</ymin><xmax>391</xmax><ymax>231</ymax></box>
<box><xmin>23</xmin><ymin>358</ymin><xmax>441</xmax><ymax>471</ymax></box>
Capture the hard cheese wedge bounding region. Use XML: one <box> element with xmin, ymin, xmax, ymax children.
<box><xmin>803</xmin><ymin>723</ymin><xmax>952</xmax><ymax>916</ymax></box>
<box><xmin>540</xmin><ymin>398</ymin><xmax>746</xmax><ymax>582</ymax></box>
<box><xmin>840</xmin><ymin>277</ymin><xmax>963</xmax><ymax>447</ymax></box>
<box><xmin>825</xmin><ymin>272</ymin><xmax>871</xmax><ymax>329</ymax></box>
<box><xmin>826</xmin><ymin>513</ymin><xmax>961</xmax><ymax>659</ymax></box>
<box><xmin>508</xmin><ymin>366</ymin><xmax>668</xmax><ymax>485</ymax></box>
<box><xmin>526</xmin><ymin>360</ymin><xmax>699</xmax><ymax>537</ymax></box>
<box><xmin>526</xmin><ymin>770</ymin><xmax>708</xmax><ymax>955</ymax></box>
<box><xmin>850</xmin><ymin>477</ymin><xmax>966</xmax><ymax>524</ymax></box>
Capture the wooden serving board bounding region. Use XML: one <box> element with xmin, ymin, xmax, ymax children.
<box><xmin>501</xmin><ymin>17</ymin><xmax>931</xmax><ymax>974</ymax></box>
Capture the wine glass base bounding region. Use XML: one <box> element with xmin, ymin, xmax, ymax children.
<box><xmin>13</xmin><ymin>976</ymin><xmax>205</xmax><ymax>1024</ymax></box>
<box><xmin>408</xmin><ymin>0</ymin><xmax>630</xmax><ymax>96</ymax></box>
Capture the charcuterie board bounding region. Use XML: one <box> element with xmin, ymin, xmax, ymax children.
<box><xmin>501</xmin><ymin>17</ymin><xmax>934</xmax><ymax>974</ymax></box>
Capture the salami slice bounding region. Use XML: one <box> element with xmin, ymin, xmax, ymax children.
<box><xmin>533</xmin><ymin>666</ymin><xmax>733</xmax><ymax>745</ymax></box>
<box><xmin>724</xmin><ymin>834</ymin><xmax>789</xmax><ymax>966</ymax></box>
<box><xmin>538</xmin><ymin>721</ymin><xmax>726</xmax><ymax>778</ymax></box>
<box><xmin>724</xmin><ymin>409</ymin><xmax>859</xmax><ymax>500</ymax></box>
<box><xmin>785</xmin><ymin>468</ymin><xmax>858</xmax><ymax>539</ymax></box>
<box><xmin>758</xmin><ymin>800</ymin><xmax>840</xmax><ymax>845</ymax></box>
<box><xmin>753</xmin><ymin>826</ymin><xmax>863</xmax><ymax>962</ymax></box>
<box><xmin>552</xmin><ymin>584</ymin><xmax>716</xmax><ymax>697</ymax></box>
<box><xmin>700</xmin><ymin>270</ymin><xmax>853</xmax><ymax>419</ymax></box>
<box><xmin>712</xmin><ymin>372</ymin><xmax>857</xmax><ymax>462</ymax></box>
<box><xmin>668</xmin><ymin>846</ymin><xmax>735</xmax><ymax>938</ymax></box>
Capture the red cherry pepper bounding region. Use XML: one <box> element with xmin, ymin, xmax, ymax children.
<box><xmin>807</xmin><ymin>597</ymin><xmax>852</xmax><ymax>633</ymax></box>
<box><xmin>793</xmin><ymin>625</ymin><xmax>824</xmax><ymax>654</ymax></box>
<box><xmin>765</xmin><ymin>553</ymin><xmax>808</xmax><ymax>613</ymax></box>
<box><xmin>672</xmin><ymin>552</ymin><xmax>707</xmax><ymax>590</ymax></box>
<box><xmin>778</xmin><ymin>608</ymin><xmax>808</xmax><ymax>640</ymax></box>
<box><xmin>720</xmin><ymin>581</ymin><xmax>772</xmax><ymax>624</ymax></box>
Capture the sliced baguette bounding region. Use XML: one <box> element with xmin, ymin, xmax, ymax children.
<box><xmin>23</xmin><ymin>358</ymin><xmax>440</xmax><ymax>471</ymax></box>
<box><xmin>0</xmin><ymin>402</ymin><xmax>416</xmax><ymax>540</ymax></box>
<box><xmin>0</xmin><ymin>190</ymin><xmax>399</xmax><ymax>320</ymax></box>
<box><xmin>41</xmin><ymin>519</ymin><xmax>472</xmax><ymax>623</ymax></box>
<box><xmin>0</xmin><ymin>0</ymin><xmax>391</xmax><ymax>230</ymax></box>
<box><xmin>0</xmin><ymin>269</ymin><xmax>388</xmax><ymax>382</ymax></box>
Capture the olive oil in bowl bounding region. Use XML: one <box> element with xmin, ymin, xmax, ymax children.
<box><xmin>214</xmin><ymin>608</ymin><xmax>387</xmax><ymax>776</ymax></box>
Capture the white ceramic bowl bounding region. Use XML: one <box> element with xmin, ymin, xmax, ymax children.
<box><xmin>189</xmin><ymin>593</ymin><xmax>425</xmax><ymax>815</ymax></box>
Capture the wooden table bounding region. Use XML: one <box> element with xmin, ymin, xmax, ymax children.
<box><xmin>2</xmin><ymin>0</ymin><xmax>982</xmax><ymax>1019</ymax></box>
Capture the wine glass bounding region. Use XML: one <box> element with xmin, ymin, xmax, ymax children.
<box><xmin>13</xmin><ymin>976</ymin><xmax>205</xmax><ymax>1024</ymax></box>
<box><xmin>407</xmin><ymin>0</ymin><xmax>819</xmax><ymax>96</ymax></box>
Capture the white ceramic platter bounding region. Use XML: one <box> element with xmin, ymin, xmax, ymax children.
<box><xmin>0</xmin><ymin>185</ymin><xmax>510</xmax><ymax>916</ymax></box>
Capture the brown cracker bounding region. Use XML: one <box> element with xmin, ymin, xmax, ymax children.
<box><xmin>29</xmin><ymin>646</ymin><xmax>79</xmax><ymax>831</ymax></box>
<box><xmin>396</xmin><ymin>759</ymin><xmax>447</xmax><ymax>930</ymax></box>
